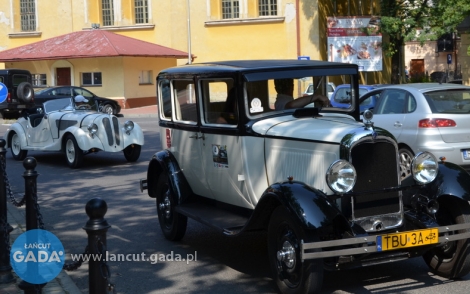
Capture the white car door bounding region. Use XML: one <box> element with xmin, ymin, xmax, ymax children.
<box><xmin>371</xmin><ymin>90</ymin><xmax>407</xmax><ymax>141</ymax></box>
<box><xmin>26</xmin><ymin>114</ymin><xmax>52</xmax><ymax>146</ymax></box>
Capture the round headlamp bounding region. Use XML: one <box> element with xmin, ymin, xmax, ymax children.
<box><xmin>87</xmin><ymin>123</ymin><xmax>98</xmax><ymax>136</ymax></box>
<box><xmin>326</xmin><ymin>160</ymin><xmax>357</xmax><ymax>194</ymax></box>
<box><xmin>411</xmin><ymin>152</ymin><xmax>438</xmax><ymax>184</ymax></box>
<box><xmin>124</xmin><ymin>120</ymin><xmax>134</xmax><ymax>134</ymax></box>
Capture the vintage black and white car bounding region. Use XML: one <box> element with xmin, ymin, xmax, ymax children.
<box><xmin>140</xmin><ymin>60</ymin><xmax>470</xmax><ymax>293</ymax></box>
<box><xmin>4</xmin><ymin>97</ymin><xmax>144</xmax><ymax>168</ymax></box>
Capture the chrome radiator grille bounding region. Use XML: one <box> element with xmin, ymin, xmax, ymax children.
<box><xmin>350</xmin><ymin>141</ymin><xmax>401</xmax><ymax>231</ymax></box>
<box><xmin>102</xmin><ymin>117</ymin><xmax>121</xmax><ymax>146</ymax></box>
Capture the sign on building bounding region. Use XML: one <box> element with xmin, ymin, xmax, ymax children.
<box><xmin>327</xmin><ymin>16</ymin><xmax>382</xmax><ymax>72</ymax></box>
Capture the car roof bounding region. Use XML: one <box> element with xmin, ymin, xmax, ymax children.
<box><xmin>158</xmin><ymin>59</ymin><xmax>358</xmax><ymax>76</ymax></box>
<box><xmin>366</xmin><ymin>83</ymin><xmax>470</xmax><ymax>93</ymax></box>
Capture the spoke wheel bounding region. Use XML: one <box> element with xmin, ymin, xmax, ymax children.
<box><xmin>64</xmin><ymin>135</ymin><xmax>83</xmax><ymax>168</ymax></box>
<box><xmin>423</xmin><ymin>201</ymin><xmax>470</xmax><ymax>279</ymax></box>
<box><xmin>399</xmin><ymin>148</ymin><xmax>414</xmax><ymax>179</ymax></box>
<box><xmin>10</xmin><ymin>132</ymin><xmax>28</xmax><ymax>160</ymax></box>
<box><xmin>155</xmin><ymin>172</ymin><xmax>187</xmax><ymax>241</ymax></box>
<box><xmin>268</xmin><ymin>206</ymin><xmax>323</xmax><ymax>294</ymax></box>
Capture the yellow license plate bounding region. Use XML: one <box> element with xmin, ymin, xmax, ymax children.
<box><xmin>376</xmin><ymin>228</ymin><xmax>439</xmax><ymax>251</ymax></box>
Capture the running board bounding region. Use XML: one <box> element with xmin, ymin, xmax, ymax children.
<box><xmin>176</xmin><ymin>202</ymin><xmax>250</xmax><ymax>235</ymax></box>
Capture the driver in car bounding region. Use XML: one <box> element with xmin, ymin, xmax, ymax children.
<box><xmin>274</xmin><ymin>78</ymin><xmax>331</xmax><ymax>110</ymax></box>
<box><xmin>74</xmin><ymin>95</ymin><xmax>90</xmax><ymax>110</ymax></box>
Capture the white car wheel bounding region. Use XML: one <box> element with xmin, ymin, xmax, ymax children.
<box><xmin>399</xmin><ymin>148</ymin><xmax>414</xmax><ymax>179</ymax></box>
<box><xmin>10</xmin><ymin>132</ymin><xmax>28</xmax><ymax>161</ymax></box>
<box><xmin>64</xmin><ymin>135</ymin><xmax>83</xmax><ymax>168</ymax></box>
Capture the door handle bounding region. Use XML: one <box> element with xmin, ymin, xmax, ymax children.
<box><xmin>189</xmin><ymin>133</ymin><xmax>205</xmax><ymax>140</ymax></box>
<box><xmin>394</xmin><ymin>121</ymin><xmax>402</xmax><ymax>127</ymax></box>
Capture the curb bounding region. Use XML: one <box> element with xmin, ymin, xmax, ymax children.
<box><xmin>2</xmin><ymin>203</ymin><xmax>83</xmax><ymax>294</ymax></box>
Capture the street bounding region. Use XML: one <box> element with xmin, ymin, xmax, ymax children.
<box><xmin>1</xmin><ymin>116</ymin><xmax>470</xmax><ymax>294</ymax></box>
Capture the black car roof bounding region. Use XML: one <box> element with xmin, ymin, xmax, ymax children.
<box><xmin>159</xmin><ymin>59</ymin><xmax>358</xmax><ymax>75</ymax></box>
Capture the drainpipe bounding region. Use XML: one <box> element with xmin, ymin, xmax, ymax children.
<box><xmin>296</xmin><ymin>0</ymin><xmax>301</xmax><ymax>57</ymax></box>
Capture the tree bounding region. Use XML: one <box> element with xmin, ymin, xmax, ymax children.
<box><xmin>379</xmin><ymin>0</ymin><xmax>470</xmax><ymax>84</ymax></box>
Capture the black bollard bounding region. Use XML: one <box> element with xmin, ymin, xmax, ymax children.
<box><xmin>18</xmin><ymin>157</ymin><xmax>45</xmax><ymax>293</ymax></box>
<box><xmin>83</xmin><ymin>198</ymin><xmax>111</xmax><ymax>294</ymax></box>
<box><xmin>0</xmin><ymin>139</ymin><xmax>15</xmax><ymax>284</ymax></box>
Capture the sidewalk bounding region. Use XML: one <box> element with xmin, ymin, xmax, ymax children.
<box><xmin>118</xmin><ymin>104</ymin><xmax>158</xmax><ymax>118</ymax></box>
<box><xmin>1</xmin><ymin>203</ymin><xmax>83</xmax><ymax>294</ymax></box>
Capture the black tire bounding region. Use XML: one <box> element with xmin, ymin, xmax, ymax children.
<box><xmin>155</xmin><ymin>172</ymin><xmax>187</xmax><ymax>241</ymax></box>
<box><xmin>423</xmin><ymin>201</ymin><xmax>470</xmax><ymax>279</ymax></box>
<box><xmin>102</xmin><ymin>104</ymin><xmax>115</xmax><ymax>115</ymax></box>
<box><xmin>268</xmin><ymin>206</ymin><xmax>323</xmax><ymax>294</ymax></box>
<box><xmin>64</xmin><ymin>134</ymin><xmax>84</xmax><ymax>168</ymax></box>
<box><xmin>10</xmin><ymin>132</ymin><xmax>28</xmax><ymax>160</ymax></box>
<box><xmin>399</xmin><ymin>147</ymin><xmax>414</xmax><ymax>180</ymax></box>
<box><xmin>17</xmin><ymin>82</ymin><xmax>34</xmax><ymax>103</ymax></box>
<box><xmin>123</xmin><ymin>144</ymin><xmax>141</xmax><ymax>162</ymax></box>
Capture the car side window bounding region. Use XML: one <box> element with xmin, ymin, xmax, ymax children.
<box><xmin>375</xmin><ymin>90</ymin><xmax>406</xmax><ymax>114</ymax></box>
<box><xmin>159</xmin><ymin>79</ymin><xmax>172</xmax><ymax>120</ymax></box>
<box><xmin>55</xmin><ymin>88</ymin><xmax>70</xmax><ymax>96</ymax></box>
<box><xmin>173</xmin><ymin>80</ymin><xmax>197</xmax><ymax>123</ymax></box>
<box><xmin>200</xmin><ymin>79</ymin><xmax>238</xmax><ymax>126</ymax></box>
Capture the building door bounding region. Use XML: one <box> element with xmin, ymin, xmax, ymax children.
<box><xmin>410</xmin><ymin>59</ymin><xmax>424</xmax><ymax>80</ymax></box>
<box><xmin>56</xmin><ymin>68</ymin><xmax>71</xmax><ymax>85</ymax></box>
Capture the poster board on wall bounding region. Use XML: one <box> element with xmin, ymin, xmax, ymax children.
<box><xmin>327</xmin><ymin>16</ymin><xmax>382</xmax><ymax>72</ymax></box>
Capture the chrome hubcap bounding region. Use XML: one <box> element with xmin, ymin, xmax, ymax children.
<box><xmin>159</xmin><ymin>194</ymin><xmax>171</xmax><ymax>219</ymax></box>
<box><xmin>277</xmin><ymin>240</ymin><xmax>295</xmax><ymax>269</ymax></box>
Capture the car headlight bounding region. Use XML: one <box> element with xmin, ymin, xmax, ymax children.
<box><xmin>87</xmin><ymin>123</ymin><xmax>98</xmax><ymax>137</ymax></box>
<box><xmin>124</xmin><ymin>120</ymin><xmax>134</xmax><ymax>134</ymax></box>
<box><xmin>326</xmin><ymin>160</ymin><xmax>357</xmax><ymax>194</ymax></box>
<box><xmin>411</xmin><ymin>152</ymin><xmax>438</xmax><ymax>184</ymax></box>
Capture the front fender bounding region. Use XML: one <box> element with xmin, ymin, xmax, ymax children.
<box><xmin>244</xmin><ymin>180</ymin><xmax>351</xmax><ymax>235</ymax></box>
<box><xmin>146</xmin><ymin>150</ymin><xmax>193</xmax><ymax>204</ymax></box>
<box><xmin>4</xmin><ymin>123</ymin><xmax>27</xmax><ymax>149</ymax></box>
<box><xmin>426</xmin><ymin>161</ymin><xmax>470</xmax><ymax>202</ymax></box>
<box><xmin>122</xmin><ymin>123</ymin><xmax>144</xmax><ymax>147</ymax></box>
<box><xmin>68</xmin><ymin>127</ymin><xmax>105</xmax><ymax>151</ymax></box>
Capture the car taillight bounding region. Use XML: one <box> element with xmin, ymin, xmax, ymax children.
<box><xmin>166</xmin><ymin>129</ymin><xmax>172</xmax><ymax>148</ymax></box>
<box><xmin>7</xmin><ymin>92</ymin><xmax>10</xmax><ymax>103</ymax></box>
<box><xmin>418</xmin><ymin>118</ymin><xmax>456</xmax><ymax>128</ymax></box>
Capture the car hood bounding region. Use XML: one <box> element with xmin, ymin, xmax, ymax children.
<box><xmin>251</xmin><ymin>113</ymin><xmax>363</xmax><ymax>143</ymax></box>
<box><xmin>53</xmin><ymin>111</ymin><xmax>109</xmax><ymax>126</ymax></box>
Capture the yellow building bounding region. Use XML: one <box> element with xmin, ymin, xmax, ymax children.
<box><xmin>0</xmin><ymin>0</ymin><xmax>389</xmax><ymax>108</ymax></box>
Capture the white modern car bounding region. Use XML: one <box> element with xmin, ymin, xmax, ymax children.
<box><xmin>359</xmin><ymin>83</ymin><xmax>470</xmax><ymax>178</ymax></box>
<box><xmin>4</xmin><ymin>97</ymin><xmax>144</xmax><ymax>168</ymax></box>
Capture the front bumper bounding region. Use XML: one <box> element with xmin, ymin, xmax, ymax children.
<box><xmin>301</xmin><ymin>222</ymin><xmax>470</xmax><ymax>260</ymax></box>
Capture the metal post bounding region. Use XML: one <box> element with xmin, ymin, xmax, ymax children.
<box><xmin>18</xmin><ymin>157</ymin><xmax>44</xmax><ymax>293</ymax></box>
<box><xmin>0</xmin><ymin>139</ymin><xmax>15</xmax><ymax>284</ymax></box>
<box><xmin>83</xmin><ymin>198</ymin><xmax>111</xmax><ymax>294</ymax></box>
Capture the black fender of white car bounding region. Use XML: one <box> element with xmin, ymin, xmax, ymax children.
<box><xmin>145</xmin><ymin>149</ymin><xmax>193</xmax><ymax>204</ymax></box>
<box><xmin>402</xmin><ymin>160</ymin><xmax>470</xmax><ymax>208</ymax></box>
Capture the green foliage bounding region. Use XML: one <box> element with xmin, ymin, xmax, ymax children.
<box><xmin>379</xmin><ymin>0</ymin><xmax>470</xmax><ymax>57</ymax></box>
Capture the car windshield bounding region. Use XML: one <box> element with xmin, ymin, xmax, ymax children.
<box><xmin>43</xmin><ymin>98</ymin><xmax>73</xmax><ymax>113</ymax></box>
<box><xmin>245</xmin><ymin>73</ymin><xmax>357</xmax><ymax>118</ymax></box>
<box><xmin>424</xmin><ymin>89</ymin><xmax>470</xmax><ymax>114</ymax></box>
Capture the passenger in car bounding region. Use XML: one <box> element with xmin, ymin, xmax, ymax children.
<box><xmin>274</xmin><ymin>78</ymin><xmax>331</xmax><ymax>110</ymax></box>
<box><xmin>216</xmin><ymin>87</ymin><xmax>238</xmax><ymax>124</ymax></box>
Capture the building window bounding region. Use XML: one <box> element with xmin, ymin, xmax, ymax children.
<box><xmin>135</xmin><ymin>0</ymin><xmax>148</xmax><ymax>24</ymax></box>
<box><xmin>222</xmin><ymin>0</ymin><xmax>239</xmax><ymax>19</ymax></box>
<box><xmin>139</xmin><ymin>70</ymin><xmax>153</xmax><ymax>84</ymax></box>
<box><xmin>20</xmin><ymin>0</ymin><xmax>36</xmax><ymax>31</ymax></box>
<box><xmin>259</xmin><ymin>0</ymin><xmax>277</xmax><ymax>16</ymax></box>
<box><xmin>32</xmin><ymin>74</ymin><xmax>47</xmax><ymax>86</ymax></box>
<box><xmin>102</xmin><ymin>0</ymin><xmax>114</xmax><ymax>26</ymax></box>
<box><xmin>81</xmin><ymin>72</ymin><xmax>102</xmax><ymax>86</ymax></box>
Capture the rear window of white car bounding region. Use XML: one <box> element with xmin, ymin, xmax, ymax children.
<box><xmin>425</xmin><ymin>90</ymin><xmax>470</xmax><ymax>114</ymax></box>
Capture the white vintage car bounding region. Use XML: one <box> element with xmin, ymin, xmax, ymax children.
<box><xmin>4</xmin><ymin>97</ymin><xmax>144</xmax><ymax>168</ymax></box>
<box><xmin>141</xmin><ymin>60</ymin><xmax>470</xmax><ymax>293</ymax></box>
